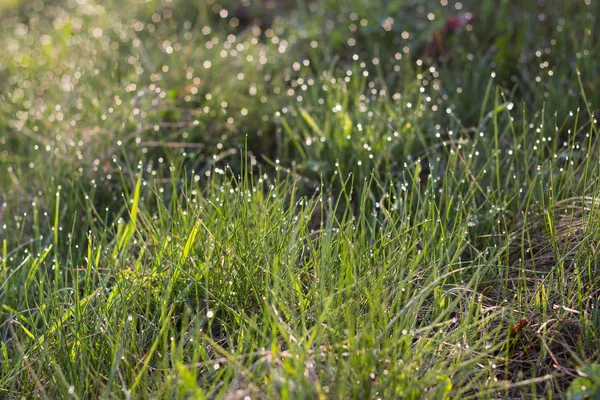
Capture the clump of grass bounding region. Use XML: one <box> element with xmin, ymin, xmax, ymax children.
<box><xmin>0</xmin><ymin>162</ymin><xmax>509</xmax><ymax>398</ymax></box>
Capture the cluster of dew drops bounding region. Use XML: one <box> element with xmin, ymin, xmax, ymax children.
<box><xmin>1</xmin><ymin>0</ymin><xmax>598</xmax><ymax>253</ymax></box>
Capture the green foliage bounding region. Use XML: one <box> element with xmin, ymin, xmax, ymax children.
<box><xmin>1</xmin><ymin>0</ymin><xmax>600</xmax><ymax>398</ymax></box>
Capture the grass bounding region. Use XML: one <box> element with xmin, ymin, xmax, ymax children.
<box><xmin>1</xmin><ymin>0</ymin><xmax>600</xmax><ymax>398</ymax></box>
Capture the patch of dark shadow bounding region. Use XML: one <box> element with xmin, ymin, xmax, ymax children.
<box><xmin>218</xmin><ymin>0</ymin><xmax>299</xmax><ymax>32</ymax></box>
<box><xmin>509</xmin><ymin>197</ymin><xmax>600</xmax><ymax>275</ymax></box>
<box><xmin>458</xmin><ymin>197</ymin><xmax>600</xmax><ymax>393</ymax></box>
<box><xmin>127</xmin><ymin>89</ymin><xmax>281</xmax><ymax>181</ymax></box>
<box><xmin>475</xmin><ymin>197</ymin><xmax>600</xmax><ymax>395</ymax></box>
<box><xmin>155</xmin><ymin>0</ymin><xmax>299</xmax><ymax>36</ymax></box>
<box><xmin>499</xmin><ymin>315</ymin><xmax>592</xmax><ymax>398</ymax></box>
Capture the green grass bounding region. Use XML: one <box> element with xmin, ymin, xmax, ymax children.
<box><xmin>1</xmin><ymin>0</ymin><xmax>600</xmax><ymax>398</ymax></box>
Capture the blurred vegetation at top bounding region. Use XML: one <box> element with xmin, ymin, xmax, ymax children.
<box><xmin>1</xmin><ymin>0</ymin><xmax>598</xmax><ymax>214</ymax></box>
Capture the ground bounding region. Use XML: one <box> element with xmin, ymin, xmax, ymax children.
<box><xmin>1</xmin><ymin>0</ymin><xmax>600</xmax><ymax>398</ymax></box>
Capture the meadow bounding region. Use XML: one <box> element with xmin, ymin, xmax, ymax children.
<box><xmin>1</xmin><ymin>0</ymin><xmax>600</xmax><ymax>398</ymax></box>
